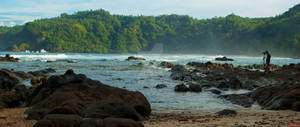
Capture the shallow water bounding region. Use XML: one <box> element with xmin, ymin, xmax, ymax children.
<box><xmin>1</xmin><ymin>52</ymin><xmax>299</xmax><ymax>113</ymax></box>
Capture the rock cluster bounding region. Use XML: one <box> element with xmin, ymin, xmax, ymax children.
<box><xmin>0</xmin><ymin>68</ymin><xmax>151</xmax><ymax>126</ymax></box>
<box><xmin>170</xmin><ymin>62</ymin><xmax>300</xmax><ymax>111</ymax></box>
<box><xmin>0</xmin><ymin>68</ymin><xmax>58</xmax><ymax>109</ymax></box>
<box><xmin>24</xmin><ymin>70</ymin><xmax>151</xmax><ymax>126</ymax></box>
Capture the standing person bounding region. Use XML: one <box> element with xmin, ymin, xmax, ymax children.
<box><xmin>264</xmin><ymin>51</ymin><xmax>271</xmax><ymax>72</ymax></box>
<box><xmin>262</xmin><ymin>52</ymin><xmax>266</xmax><ymax>65</ymax></box>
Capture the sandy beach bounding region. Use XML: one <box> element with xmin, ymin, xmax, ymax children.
<box><xmin>1</xmin><ymin>108</ymin><xmax>299</xmax><ymax>127</ymax></box>
<box><xmin>144</xmin><ymin>110</ymin><xmax>300</xmax><ymax>127</ymax></box>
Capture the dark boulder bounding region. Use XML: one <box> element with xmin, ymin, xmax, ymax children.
<box><xmin>33</xmin><ymin>114</ymin><xmax>83</xmax><ymax>127</ymax></box>
<box><xmin>155</xmin><ymin>84</ymin><xmax>167</xmax><ymax>89</ymax></box>
<box><xmin>219</xmin><ymin>93</ymin><xmax>254</xmax><ymax>108</ymax></box>
<box><xmin>216</xmin><ymin>109</ymin><xmax>237</xmax><ymax>115</ymax></box>
<box><xmin>251</xmin><ymin>83</ymin><xmax>300</xmax><ymax>111</ymax></box>
<box><xmin>79</xmin><ymin>118</ymin><xmax>144</xmax><ymax>127</ymax></box>
<box><xmin>215</xmin><ymin>57</ymin><xmax>234</xmax><ymax>61</ymax></box>
<box><xmin>26</xmin><ymin>69</ymin><xmax>151</xmax><ymax>121</ymax></box>
<box><xmin>126</xmin><ymin>56</ymin><xmax>146</xmax><ymax>61</ymax></box>
<box><xmin>0</xmin><ymin>69</ymin><xmax>22</xmax><ymax>91</ymax></box>
<box><xmin>0</xmin><ymin>85</ymin><xmax>31</xmax><ymax>108</ymax></box>
<box><xmin>47</xmin><ymin>100</ymin><xmax>87</xmax><ymax>116</ymax></box>
<box><xmin>170</xmin><ymin>65</ymin><xmax>189</xmax><ymax>81</ymax></box>
<box><xmin>0</xmin><ymin>69</ymin><xmax>33</xmax><ymax>109</ymax></box>
<box><xmin>171</xmin><ymin>65</ymin><xmax>187</xmax><ymax>73</ymax></box>
<box><xmin>174</xmin><ymin>84</ymin><xmax>190</xmax><ymax>92</ymax></box>
<box><xmin>188</xmin><ymin>83</ymin><xmax>202</xmax><ymax>92</ymax></box>
<box><xmin>160</xmin><ymin>61</ymin><xmax>175</xmax><ymax>68</ymax></box>
<box><xmin>31</xmin><ymin>77</ymin><xmax>42</xmax><ymax>86</ymax></box>
<box><xmin>14</xmin><ymin>71</ymin><xmax>33</xmax><ymax>80</ymax></box>
<box><xmin>102</xmin><ymin>118</ymin><xmax>144</xmax><ymax>127</ymax></box>
<box><xmin>209</xmin><ymin>89</ymin><xmax>221</xmax><ymax>95</ymax></box>
<box><xmin>28</xmin><ymin>68</ymin><xmax>56</xmax><ymax>77</ymax></box>
<box><xmin>83</xmin><ymin>101</ymin><xmax>144</xmax><ymax>121</ymax></box>
<box><xmin>215</xmin><ymin>77</ymin><xmax>257</xmax><ymax>90</ymax></box>
<box><xmin>34</xmin><ymin>114</ymin><xmax>144</xmax><ymax>127</ymax></box>
<box><xmin>170</xmin><ymin>71</ymin><xmax>190</xmax><ymax>81</ymax></box>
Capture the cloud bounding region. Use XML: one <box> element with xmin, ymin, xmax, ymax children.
<box><xmin>0</xmin><ymin>21</ymin><xmax>16</xmax><ymax>27</ymax></box>
<box><xmin>0</xmin><ymin>0</ymin><xmax>299</xmax><ymax>26</ymax></box>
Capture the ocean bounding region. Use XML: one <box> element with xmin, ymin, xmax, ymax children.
<box><xmin>1</xmin><ymin>52</ymin><xmax>299</xmax><ymax>113</ymax></box>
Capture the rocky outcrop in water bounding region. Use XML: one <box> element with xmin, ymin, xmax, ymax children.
<box><xmin>25</xmin><ymin>69</ymin><xmax>151</xmax><ymax>126</ymax></box>
<box><xmin>126</xmin><ymin>56</ymin><xmax>146</xmax><ymax>61</ymax></box>
<box><xmin>215</xmin><ymin>57</ymin><xmax>234</xmax><ymax>61</ymax></box>
<box><xmin>0</xmin><ymin>54</ymin><xmax>19</xmax><ymax>62</ymax></box>
<box><xmin>174</xmin><ymin>84</ymin><xmax>190</xmax><ymax>92</ymax></box>
<box><xmin>155</xmin><ymin>84</ymin><xmax>167</xmax><ymax>89</ymax></box>
<box><xmin>170</xmin><ymin>62</ymin><xmax>300</xmax><ymax>111</ymax></box>
<box><xmin>160</xmin><ymin>61</ymin><xmax>175</xmax><ymax>68</ymax></box>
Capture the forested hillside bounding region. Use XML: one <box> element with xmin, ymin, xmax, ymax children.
<box><xmin>0</xmin><ymin>4</ymin><xmax>299</xmax><ymax>57</ymax></box>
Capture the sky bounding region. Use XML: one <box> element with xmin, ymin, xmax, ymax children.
<box><xmin>0</xmin><ymin>0</ymin><xmax>299</xmax><ymax>26</ymax></box>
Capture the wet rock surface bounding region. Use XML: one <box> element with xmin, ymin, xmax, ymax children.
<box><xmin>28</xmin><ymin>68</ymin><xmax>56</xmax><ymax>77</ymax></box>
<box><xmin>174</xmin><ymin>84</ymin><xmax>190</xmax><ymax>92</ymax></box>
<box><xmin>219</xmin><ymin>93</ymin><xmax>254</xmax><ymax>108</ymax></box>
<box><xmin>24</xmin><ymin>69</ymin><xmax>151</xmax><ymax>127</ymax></box>
<box><xmin>170</xmin><ymin>62</ymin><xmax>300</xmax><ymax>110</ymax></box>
<box><xmin>188</xmin><ymin>83</ymin><xmax>202</xmax><ymax>92</ymax></box>
<box><xmin>34</xmin><ymin>114</ymin><xmax>144</xmax><ymax>127</ymax></box>
<box><xmin>126</xmin><ymin>56</ymin><xmax>146</xmax><ymax>61</ymax></box>
<box><xmin>0</xmin><ymin>69</ymin><xmax>33</xmax><ymax>109</ymax></box>
<box><xmin>155</xmin><ymin>84</ymin><xmax>167</xmax><ymax>89</ymax></box>
<box><xmin>1</xmin><ymin>67</ymin><xmax>151</xmax><ymax>126</ymax></box>
<box><xmin>251</xmin><ymin>83</ymin><xmax>300</xmax><ymax>111</ymax></box>
<box><xmin>160</xmin><ymin>61</ymin><xmax>175</xmax><ymax>68</ymax></box>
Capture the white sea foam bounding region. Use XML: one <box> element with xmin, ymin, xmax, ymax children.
<box><xmin>11</xmin><ymin>54</ymin><xmax>69</xmax><ymax>61</ymax></box>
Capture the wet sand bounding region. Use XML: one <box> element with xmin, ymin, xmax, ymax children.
<box><xmin>0</xmin><ymin>108</ymin><xmax>299</xmax><ymax>127</ymax></box>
